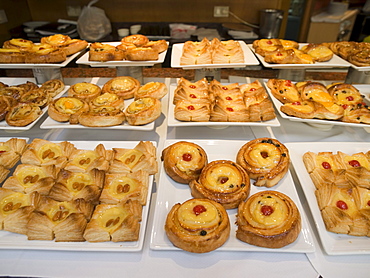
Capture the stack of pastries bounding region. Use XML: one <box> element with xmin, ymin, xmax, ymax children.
<box><xmin>0</xmin><ymin>79</ymin><xmax>65</xmax><ymax>127</ymax></box>
<box><xmin>252</xmin><ymin>39</ymin><xmax>334</xmax><ymax>64</ymax></box>
<box><xmin>322</xmin><ymin>41</ymin><xmax>370</xmax><ymax>67</ymax></box>
<box><xmin>0</xmin><ymin>34</ymin><xmax>88</xmax><ymax>64</ymax></box>
<box><xmin>303</xmin><ymin>149</ymin><xmax>370</xmax><ymax>236</ymax></box>
<box><xmin>267</xmin><ymin>79</ymin><xmax>370</xmax><ymax>124</ymax></box>
<box><xmin>173</xmin><ymin>77</ymin><xmax>276</xmax><ymax>122</ymax></box>
<box><xmin>48</xmin><ymin>76</ymin><xmax>167</xmax><ymax>127</ymax></box>
<box><xmin>180</xmin><ymin>38</ymin><xmax>244</xmax><ymax>65</ymax></box>
<box><xmin>0</xmin><ymin>139</ymin><xmax>158</xmax><ymax>242</ymax></box>
<box><xmin>89</xmin><ymin>34</ymin><xmax>168</xmax><ymax>62</ymax></box>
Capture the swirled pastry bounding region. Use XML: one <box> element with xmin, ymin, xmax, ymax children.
<box><xmin>19</xmin><ymin>88</ymin><xmax>51</xmax><ymax>108</ymax></box>
<box><xmin>134</xmin><ymin>82</ymin><xmax>168</xmax><ymax>100</ymax></box>
<box><xmin>327</xmin><ymin>83</ymin><xmax>364</xmax><ymax>106</ymax></box>
<box><xmin>89</xmin><ymin>92</ymin><xmax>125</xmax><ymax>111</ymax></box>
<box><xmin>161</xmin><ymin>141</ymin><xmax>208</xmax><ymax>184</ymax></box>
<box><xmin>348</xmin><ymin>48</ymin><xmax>370</xmax><ymax>67</ymax></box>
<box><xmin>40</xmin><ymin>79</ymin><xmax>65</xmax><ymax>97</ymax></box>
<box><xmin>83</xmin><ymin>200</ymin><xmax>142</xmax><ymax>242</ymax></box>
<box><xmin>236</xmin><ymin>138</ymin><xmax>289</xmax><ymax>188</ymax></box>
<box><xmin>124</xmin><ymin>97</ymin><xmax>161</xmax><ymax>125</ymax></box>
<box><xmin>5</xmin><ymin>103</ymin><xmax>42</xmax><ymax>127</ymax></box>
<box><xmin>143</xmin><ymin>40</ymin><xmax>168</xmax><ymax>53</ymax></box>
<box><xmin>0</xmin><ymin>86</ymin><xmax>25</xmax><ymax>101</ymax></box>
<box><xmin>78</xmin><ymin>105</ymin><xmax>125</xmax><ymax>127</ymax></box>
<box><xmin>68</xmin><ymin>82</ymin><xmax>101</xmax><ymax>101</ymax></box>
<box><xmin>165</xmin><ymin>198</ymin><xmax>230</xmax><ymax>253</ymax></box>
<box><xmin>0</xmin><ymin>138</ymin><xmax>28</xmax><ymax>169</ymax></box>
<box><xmin>48</xmin><ymin>97</ymin><xmax>89</xmax><ymax>123</ymax></box>
<box><xmin>102</xmin><ymin>76</ymin><xmax>140</xmax><ymax>99</ymax></box>
<box><xmin>0</xmin><ymin>95</ymin><xmax>16</xmax><ymax>121</ymax></box>
<box><xmin>189</xmin><ymin>160</ymin><xmax>250</xmax><ymax>209</ymax></box>
<box><xmin>236</xmin><ymin>190</ymin><xmax>301</xmax><ymax>248</ymax></box>
<box><xmin>121</xmin><ymin>34</ymin><xmax>149</xmax><ymax>47</ymax></box>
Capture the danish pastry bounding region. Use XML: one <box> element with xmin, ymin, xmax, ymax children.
<box><xmin>180</xmin><ymin>38</ymin><xmax>212</xmax><ymax>65</ymax></box>
<box><xmin>24</xmin><ymin>46</ymin><xmax>66</xmax><ymax>64</ymax></box>
<box><xmin>48</xmin><ymin>97</ymin><xmax>89</xmax><ymax>124</ymax></box>
<box><xmin>89</xmin><ymin>42</ymin><xmax>124</xmax><ymax>61</ymax></box>
<box><xmin>40</xmin><ymin>79</ymin><xmax>65</xmax><ymax>97</ymax></box>
<box><xmin>161</xmin><ymin>141</ymin><xmax>208</xmax><ymax>184</ymax></box>
<box><xmin>143</xmin><ymin>40</ymin><xmax>168</xmax><ymax>53</ymax></box>
<box><xmin>0</xmin><ymin>48</ymin><xmax>26</xmax><ymax>63</ymax></box>
<box><xmin>125</xmin><ymin>47</ymin><xmax>159</xmax><ymax>61</ymax></box>
<box><xmin>236</xmin><ymin>138</ymin><xmax>290</xmax><ymax>188</ymax></box>
<box><xmin>102</xmin><ymin>76</ymin><xmax>140</xmax><ymax>99</ymax></box>
<box><xmin>266</xmin><ymin>79</ymin><xmax>301</xmax><ymax>104</ymax></box>
<box><xmin>236</xmin><ymin>190</ymin><xmax>301</xmax><ymax>248</ymax></box>
<box><xmin>78</xmin><ymin>105</ymin><xmax>126</xmax><ymax>127</ymax></box>
<box><xmin>5</xmin><ymin>103</ymin><xmax>42</xmax><ymax>127</ymax></box>
<box><xmin>89</xmin><ymin>92</ymin><xmax>125</xmax><ymax>111</ymax></box>
<box><xmin>134</xmin><ymin>82</ymin><xmax>168</xmax><ymax>100</ymax></box>
<box><xmin>189</xmin><ymin>160</ymin><xmax>250</xmax><ymax>209</ymax></box>
<box><xmin>121</xmin><ymin>34</ymin><xmax>149</xmax><ymax>47</ymax></box>
<box><xmin>3</xmin><ymin>38</ymin><xmax>34</xmax><ymax>51</ymax></box>
<box><xmin>68</xmin><ymin>82</ymin><xmax>102</xmax><ymax>101</ymax></box>
<box><xmin>174</xmin><ymin>100</ymin><xmax>211</xmax><ymax>122</ymax></box>
<box><xmin>124</xmin><ymin>97</ymin><xmax>161</xmax><ymax>125</ymax></box>
<box><xmin>301</xmin><ymin>43</ymin><xmax>333</xmax><ymax>62</ymax></box>
<box><xmin>165</xmin><ymin>198</ymin><xmax>230</xmax><ymax>253</ymax></box>
<box><xmin>0</xmin><ymin>138</ymin><xmax>28</xmax><ymax>169</ymax></box>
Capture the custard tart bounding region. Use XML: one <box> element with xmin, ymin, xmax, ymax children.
<box><xmin>134</xmin><ymin>82</ymin><xmax>168</xmax><ymax>100</ymax></box>
<box><xmin>89</xmin><ymin>92</ymin><xmax>125</xmax><ymax>111</ymax></box>
<box><xmin>68</xmin><ymin>82</ymin><xmax>102</xmax><ymax>101</ymax></box>
<box><xmin>0</xmin><ymin>48</ymin><xmax>26</xmax><ymax>63</ymax></box>
<box><xmin>48</xmin><ymin>97</ymin><xmax>89</xmax><ymax>123</ymax></box>
<box><xmin>102</xmin><ymin>76</ymin><xmax>140</xmax><ymax>99</ymax></box>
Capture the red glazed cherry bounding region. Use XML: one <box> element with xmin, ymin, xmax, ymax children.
<box><xmin>336</xmin><ymin>200</ymin><xmax>348</xmax><ymax>210</ymax></box>
<box><xmin>219</xmin><ymin>177</ymin><xmax>229</xmax><ymax>184</ymax></box>
<box><xmin>249</xmin><ymin>88</ymin><xmax>256</xmax><ymax>91</ymax></box>
<box><xmin>346</xmin><ymin>96</ymin><xmax>354</xmax><ymax>101</ymax></box>
<box><xmin>277</xmin><ymin>52</ymin><xmax>283</xmax><ymax>56</ymax></box>
<box><xmin>189</xmin><ymin>85</ymin><xmax>196</xmax><ymax>89</ymax></box>
<box><xmin>226</xmin><ymin>107</ymin><xmax>234</xmax><ymax>112</ymax></box>
<box><xmin>222</xmin><ymin>86</ymin><xmax>228</xmax><ymax>90</ymax></box>
<box><xmin>342</xmin><ymin>104</ymin><xmax>349</xmax><ymax>109</ymax></box>
<box><xmin>261</xmin><ymin>151</ymin><xmax>269</xmax><ymax>158</ymax></box>
<box><xmin>367</xmin><ymin>200</ymin><xmax>370</xmax><ymax>207</ymax></box>
<box><xmin>267</xmin><ymin>40</ymin><xmax>272</xmax><ymax>44</ymax></box>
<box><xmin>348</xmin><ymin>160</ymin><xmax>361</xmax><ymax>167</ymax></box>
<box><xmin>182</xmin><ymin>153</ymin><xmax>192</xmax><ymax>161</ymax></box>
<box><xmin>322</xmin><ymin>162</ymin><xmax>331</xmax><ymax>169</ymax></box>
<box><xmin>0</xmin><ymin>150</ymin><xmax>5</xmax><ymax>154</ymax></box>
<box><xmin>226</xmin><ymin>96</ymin><xmax>232</xmax><ymax>100</ymax></box>
<box><xmin>187</xmin><ymin>105</ymin><xmax>195</xmax><ymax>110</ymax></box>
<box><xmin>189</xmin><ymin>94</ymin><xmax>197</xmax><ymax>98</ymax></box>
<box><xmin>292</xmin><ymin>101</ymin><xmax>301</xmax><ymax>105</ymax></box>
<box><xmin>285</xmin><ymin>80</ymin><xmax>292</xmax><ymax>86</ymax></box>
<box><xmin>261</xmin><ymin>205</ymin><xmax>274</xmax><ymax>216</ymax></box>
<box><xmin>193</xmin><ymin>205</ymin><xmax>206</xmax><ymax>216</ymax></box>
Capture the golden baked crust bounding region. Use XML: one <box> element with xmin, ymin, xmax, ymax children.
<box><xmin>124</xmin><ymin>97</ymin><xmax>161</xmax><ymax>125</ymax></box>
<box><xmin>0</xmin><ymin>138</ymin><xmax>28</xmax><ymax>169</ymax></box>
<box><xmin>19</xmin><ymin>88</ymin><xmax>51</xmax><ymax>109</ymax></box>
<box><xmin>125</xmin><ymin>47</ymin><xmax>159</xmax><ymax>61</ymax></box>
<box><xmin>41</xmin><ymin>35</ymin><xmax>87</xmax><ymax>56</ymax></box>
<box><xmin>173</xmin><ymin>77</ymin><xmax>210</xmax><ymax>105</ymax></box>
<box><xmin>78</xmin><ymin>105</ymin><xmax>125</xmax><ymax>127</ymax></box>
<box><xmin>236</xmin><ymin>138</ymin><xmax>290</xmax><ymax>187</ymax></box>
<box><xmin>280</xmin><ymin>100</ymin><xmax>316</xmax><ymax>119</ymax></box>
<box><xmin>236</xmin><ymin>190</ymin><xmax>301</xmax><ymax>248</ymax></box>
<box><xmin>89</xmin><ymin>42</ymin><xmax>124</xmax><ymax>61</ymax></box>
<box><xmin>3</xmin><ymin>38</ymin><xmax>34</xmax><ymax>51</ymax></box>
<box><xmin>266</xmin><ymin>79</ymin><xmax>301</xmax><ymax>104</ymax></box>
<box><xmin>5</xmin><ymin>103</ymin><xmax>42</xmax><ymax>127</ymax></box>
<box><xmin>40</xmin><ymin>79</ymin><xmax>65</xmax><ymax>98</ymax></box>
<box><xmin>68</xmin><ymin>82</ymin><xmax>102</xmax><ymax>102</ymax></box>
<box><xmin>0</xmin><ymin>48</ymin><xmax>26</xmax><ymax>63</ymax></box>
<box><xmin>174</xmin><ymin>100</ymin><xmax>211</xmax><ymax>122</ymax></box>
<box><xmin>89</xmin><ymin>92</ymin><xmax>125</xmax><ymax>111</ymax></box>
<box><xmin>102</xmin><ymin>76</ymin><xmax>140</xmax><ymax>100</ymax></box>
<box><xmin>0</xmin><ymin>95</ymin><xmax>17</xmax><ymax>121</ymax></box>
<box><xmin>165</xmin><ymin>198</ymin><xmax>230</xmax><ymax>253</ymax></box>
<box><xmin>189</xmin><ymin>160</ymin><xmax>250</xmax><ymax>209</ymax></box>
<box><xmin>24</xmin><ymin>46</ymin><xmax>66</xmax><ymax>64</ymax></box>
<box><xmin>48</xmin><ymin>97</ymin><xmax>89</xmax><ymax>123</ymax></box>
<box><xmin>121</xmin><ymin>34</ymin><xmax>150</xmax><ymax>47</ymax></box>
<box><xmin>211</xmin><ymin>38</ymin><xmax>244</xmax><ymax>64</ymax></box>
<box><xmin>301</xmin><ymin>43</ymin><xmax>333</xmax><ymax>62</ymax></box>
<box><xmin>134</xmin><ymin>81</ymin><xmax>168</xmax><ymax>100</ymax></box>
<box><xmin>180</xmin><ymin>38</ymin><xmax>212</xmax><ymax>65</ymax></box>
<box><xmin>143</xmin><ymin>40</ymin><xmax>168</xmax><ymax>53</ymax></box>
<box><xmin>327</xmin><ymin>83</ymin><xmax>364</xmax><ymax>106</ymax></box>
<box><xmin>161</xmin><ymin>141</ymin><xmax>208</xmax><ymax>184</ymax></box>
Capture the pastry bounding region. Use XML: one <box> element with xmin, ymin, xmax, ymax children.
<box><xmin>210</xmin><ymin>98</ymin><xmax>249</xmax><ymax>122</ymax></box>
<box><xmin>121</xmin><ymin>34</ymin><xmax>149</xmax><ymax>47</ymax></box>
<box><xmin>68</xmin><ymin>82</ymin><xmax>102</xmax><ymax>101</ymax></box>
<box><xmin>312</xmin><ymin>101</ymin><xmax>344</xmax><ymax>120</ymax></box>
<box><xmin>109</xmin><ymin>141</ymin><xmax>158</xmax><ymax>175</ymax></box>
<box><xmin>161</xmin><ymin>141</ymin><xmax>208</xmax><ymax>184</ymax></box>
<box><xmin>83</xmin><ymin>200</ymin><xmax>142</xmax><ymax>242</ymax></box>
<box><xmin>0</xmin><ymin>95</ymin><xmax>14</xmax><ymax>121</ymax></box>
<box><xmin>189</xmin><ymin>160</ymin><xmax>250</xmax><ymax>209</ymax></box>
<box><xmin>99</xmin><ymin>170</ymin><xmax>149</xmax><ymax>205</ymax></box>
<box><xmin>0</xmin><ymin>138</ymin><xmax>28</xmax><ymax>169</ymax></box>
<box><xmin>266</xmin><ymin>79</ymin><xmax>301</xmax><ymax>104</ymax></box>
<box><xmin>125</xmin><ymin>47</ymin><xmax>159</xmax><ymax>61</ymax></box>
<box><xmin>124</xmin><ymin>97</ymin><xmax>161</xmax><ymax>125</ymax></box>
<box><xmin>134</xmin><ymin>82</ymin><xmax>168</xmax><ymax>100</ymax></box>
<box><xmin>143</xmin><ymin>40</ymin><xmax>168</xmax><ymax>53</ymax></box>
<box><xmin>327</xmin><ymin>83</ymin><xmax>364</xmax><ymax>106</ymax></box>
<box><xmin>300</xmin><ymin>82</ymin><xmax>334</xmax><ymax>104</ymax></box>
<box><xmin>345</xmin><ymin>167</ymin><xmax>370</xmax><ymax>189</ymax></box>
<box><xmin>211</xmin><ymin>38</ymin><xmax>244</xmax><ymax>64</ymax></box>
<box><xmin>0</xmin><ymin>86</ymin><xmax>25</xmax><ymax>101</ymax></box>
<box><xmin>48</xmin><ymin>97</ymin><xmax>89</xmax><ymax>123</ymax></box>
<box><xmin>5</xmin><ymin>103</ymin><xmax>42</xmax><ymax>127</ymax></box>
<box><xmin>19</xmin><ymin>88</ymin><xmax>51</xmax><ymax>108</ymax></box>
<box><xmin>236</xmin><ymin>190</ymin><xmax>301</xmax><ymax>248</ymax></box>
<box><xmin>41</xmin><ymin>34</ymin><xmax>87</xmax><ymax>56</ymax></box>
<box><xmin>348</xmin><ymin>48</ymin><xmax>370</xmax><ymax>67</ymax></box>
<box><xmin>40</xmin><ymin>79</ymin><xmax>65</xmax><ymax>97</ymax></box>
<box><xmin>165</xmin><ymin>198</ymin><xmax>230</xmax><ymax>253</ymax></box>
<box><xmin>236</xmin><ymin>138</ymin><xmax>290</xmax><ymax>187</ymax></box>
<box><xmin>253</xmin><ymin>38</ymin><xmax>284</xmax><ymax>56</ymax></box>
<box><xmin>342</xmin><ymin>104</ymin><xmax>370</xmax><ymax>124</ymax></box>
<box><xmin>173</xmin><ymin>77</ymin><xmax>210</xmax><ymax>105</ymax></box>
<box><xmin>24</xmin><ymin>46</ymin><xmax>66</xmax><ymax>64</ymax></box>
<box><xmin>0</xmin><ymin>48</ymin><xmax>26</xmax><ymax>63</ymax></box>
<box><xmin>89</xmin><ymin>92</ymin><xmax>125</xmax><ymax>111</ymax></box>
<box><xmin>174</xmin><ymin>100</ymin><xmax>211</xmax><ymax>122</ymax></box>
<box><xmin>0</xmin><ymin>166</ymin><xmax>9</xmax><ymax>184</ymax></box>
<box><xmin>353</xmin><ymin>186</ymin><xmax>370</xmax><ymax>219</ymax></box>
<box><xmin>102</xmin><ymin>76</ymin><xmax>140</xmax><ymax>99</ymax></box>
<box><xmin>180</xmin><ymin>38</ymin><xmax>212</xmax><ymax>65</ymax></box>
<box><xmin>78</xmin><ymin>105</ymin><xmax>126</xmax><ymax>127</ymax></box>
<box><xmin>301</xmin><ymin>43</ymin><xmax>333</xmax><ymax>62</ymax></box>
<box><xmin>280</xmin><ymin>100</ymin><xmax>316</xmax><ymax>119</ymax></box>
<box><xmin>3</xmin><ymin>38</ymin><xmax>34</xmax><ymax>51</ymax></box>
<box><xmin>89</xmin><ymin>42</ymin><xmax>124</xmax><ymax>61</ymax></box>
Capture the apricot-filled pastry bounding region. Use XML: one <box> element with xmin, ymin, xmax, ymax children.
<box><xmin>165</xmin><ymin>198</ymin><xmax>230</xmax><ymax>253</ymax></box>
<box><xmin>124</xmin><ymin>97</ymin><xmax>161</xmax><ymax>126</ymax></box>
<box><xmin>236</xmin><ymin>190</ymin><xmax>301</xmax><ymax>248</ymax></box>
<box><xmin>189</xmin><ymin>160</ymin><xmax>250</xmax><ymax>209</ymax></box>
<box><xmin>102</xmin><ymin>76</ymin><xmax>140</xmax><ymax>100</ymax></box>
<box><xmin>161</xmin><ymin>141</ymin><xmax>208</xmax><ymax>184</ymax></box>
<box><xmin>236</xmin><ymin>138</ymin><xmax>290</xmax><ymax>188</ymax></box>
<box><xmin>83</xmin><ymin>200</ymin><xmax>142</xmax><ymax>242</ymax></box>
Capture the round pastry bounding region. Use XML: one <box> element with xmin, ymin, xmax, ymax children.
<box><xmin>19</xmin><ymin>88</ymin><xmax>51</xmax><ymax>108</ymax></box>
<box><xmin>165</xmin><ymin>198</ymin><xmax>230</xmax><ymax>253</ymax></box>
<box><xmin>40</xmin><ymin>79</ymin><xmax>65</xmax><ymax>97</ymax></box>
<box><xmin>236</xmin><ymin>190</ymin><xmax>301</xmax><ymax>248</ymax></box>
<box><xmin>301</xmin><ymin>43</ymin><xmax>333</xmax><ymax>62</ymax></box>
<box><xmin>78</xmin><ymin>106</ymin><xmax>125</xmax><ymax>127</ymax></box>
<box><xmin>134</xmin><ymin>81</ymin><xmax>168</xmax><ymax>100</ymax></box>
<box><xmin>3</xmin><ymin>38</ymin><xmax>34</xmax><ymax>51</ymax></box>
<box><xmin>0</xmin><ymin>48</ymin><xmax>26</xmax><ymax>63</ymax></box>
<box><xmin>40</xmin><ymin>34</ymin><xmax>71</xmax><ymax>46</ymax></box>
<box><xmin>125</xmin><ymin>47</ymin><xmax>159</xmax><ymax>61</ymax></box>
<box><xmin>236</xmin><ymin>138</ymin><xmax>290</xmax><ymax>188</ymax></box>
<box><xmin>48</xmin><ymin>97</ymin><xmax>89</xmax><ymax>123</ymax></box>
<box><xmin>161</xmin><ymin>141</ymin><xmax>208</xmax><ymax>184</ymax></box>
<box><xmin>266</xmin><ymin>79</ymin><xmax>301</xmax><ymax>104</ymax></box>
<box><xmin>189</xmin><ymin>160</ymin><xmax>250</xmax><ymax>209</ymax></box>
<box><xmin>121</xmin><ymin>34</ymin><xmax>149</xmax><ymax>47</ymax></box>
<box><xmin>5</xmin><ymin>103</ymin><xmax>42</xmax><ymax>127</ymax></box>
<box><xmin>90</xmin><ymin>92</ymin><xmax>125</xmax><ymax>110</ymax></box>
<box><xmin>16</xmin><ymin>81</ymin><xmax>38</xmax><ymax>91</ymax></box>
<box><xmin>124</xmin><ymin>97</ymin><xmax>161</xmax><ymax>125</ymax></box>
<box><xmin>89</xmin><ymin>42</ymin><xmax>124</xmax><ymax>61</ymax></box>
<box><xmin>102</xmin><ymin>76</ymin><xmax>140</xmax><ymax>99</ymax></box>
<box><xmin>348</xmin><ymin>48</ymin><xmax>370</xmax><ymax>67</ymax></box>
<box><xmin>40</xmin><ymin>34</ymin><xmax>89</xmax><ymax>56</ymax></box>
<box><xmin>68</xmin><ymin>82</ymin><xmax>102</xmax><ymax>101</ymax></box>
<box><xmin>0</xmin><ymin>86</ymin><xmax>25</xmax><ymax>101</ymax></box>
<box><xmin>327</xmin><ymin>83</ymin><xmax>364</xmax><ymax>106</ymax></box>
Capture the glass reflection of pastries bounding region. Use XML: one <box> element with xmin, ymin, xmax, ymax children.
<box><xmin>165</xmin><ymin>198</ymin><xmax>230</xmax><ymax>253</ymax></box>
<box><xmin>83</xmin><ymin>200</ymin><xmax>142</xmax><ymax>242</ymax></box>
<box><xmin>27</xmin><ymin>197</ymin><xmax>94</xmax><ymax>241</ymax></box>
<box><xmin>68</xmin><ymin>82</ymin><xmax>102</xmax><ymax>102</ymax></box>
<box><xmin>0</xmin><ymin>138</ymin><xmax>28</xmax><ymax>169</ymax></box>
<box><xmin>109</xmin><ymin>141</ymin><xmax>157</xmax><ymax>175</ymax></box>
<box><xmin>124</xmin><ymin>97</ymin><xmax>161</xmax><ymax>125</ymax></box>
<box><xmin>48</xmin><ymin>96</ymin><xmax>89</xmax><ymax>123</ymax></box>
<box><xmin>189</xmin><ymin>160</ymin><xmax>250</xmax><ymax>209</ymax></box>
<box><xmin>89</xmin><ymin>92</ymin><xmax>125</xmax><ymax>110</ymax></box>
<box><xmin>134</xmin><ymin>81</ymin><xmax>168</xmax><ymax>100</ymax></box>
<box><xmin>2</xmin><ymin>164</ymin><xmax>57</xmax><ymax>196</ymax></box>
<box><xmin>0</xmin><ymin>188</ymin><xmax>40</xmax><ymax>235</ymax></box>
<box><xmin>48</xmin><ymin>169</ymin><xmax>105</xmax><ymax>204</ymax></box>
<box><xmin>5</xmin><ymin>103</ymin><xmax>42</xmax><ymax>127</ymax></box>
<box><xmin>99</xmin><ymin>170</ymin><xmax>149</xmax><ymax>205</ymax></box>
<box><xmin>236</xmin><ymin>190</ymin><xmax>301</xmax><ymax>248</ymax></box>
<box><xmin>40</xmin><ymin>79</ymin><xmax>65</xmax><ymax>97</ymax></box>
<box><xmin>78</xmin><ymin>105</ymin><xmax>126</xmax><ymax>127</ymax></box>
<box><xmin>236</xmin><ymin>138</ymin><xmax>290</xmax><ymax>188</ymax></box>
<box><xmin>161</xmin><ymin>141</ymin><xmax>208</xmax><ymax>184</ymax></box>
<box><xmin>102</xmin><ymin>76</ymin><xmax>140</xmax><ymax>100</ymax></box>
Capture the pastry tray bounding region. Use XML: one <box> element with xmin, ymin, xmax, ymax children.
<box><xmin>167</xmin><ymin>84</ymin><xmax>281</xmax><ymax>127</ymax></box>
<box><xmin>248</xmin><ymin>44</ymin><xmax>352</xmax><ymax>69</ymax></box>
<box><xmin>0</xmin><ymin>140</ymin><xmax>155</xmax><ymax>252</ymax></box>
<box><xmin>265</xmin><ymin>82</ymin><xmax>370</xmax><ymax>130</ymax></box>
<box><xmin>286</xmin><ymin>142</ymin><xmax>370</xmax><ymax>255</ymax></box>
<box><xmin>171</xmin><ymin>41</ymin><xmax>260</xmax><ymax>69</ymax></box>
<box><xmin>76</xmin><ymin>42</ymin><xmax>169</xmax><ymax>67</ymax></box>
<box><xmin>150</xmin><ymin>139</ymin><xmax>315</xmax><ymax>253</ymax></box>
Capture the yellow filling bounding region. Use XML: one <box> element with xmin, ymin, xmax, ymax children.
<box><xmin>0</xmin><ymin>192</ymin><xmax>30</xmax><ymax>215</ymax></box>
<box><xmin>204</xmin><ymin>164</ymin><xmax>242</xmax><ymax>192</ymax></box>
<box><xmin>98</xmin><ymin>206</ymin><xmax>128</xmax><ymax>233</ymax></box>
<box><xmin>249</xmin><ymin>195</ymin><xmax>287</xmax><ymax>227</ymax></box>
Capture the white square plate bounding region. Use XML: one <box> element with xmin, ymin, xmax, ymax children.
<box><xmin>171</xmin><ymin>41</ymin><xmax>260</xmax><ymax>69</ymax></box>
<box><xmin>0</xmin><ymin>141</ymin><xmax>155</xmax><ymax>252</ymax></box>
<box><xmin>167</xmin><ymin>84</ymin><xmax>281</xmax><ymax>127</ymax></box>
<box><xmin>150</xmin><ymin>139</ymin><xmax>315</xmax><ymax>253</ymax></box>
<box><xmin>76</xmin><ymin>42</ymin><xmax>169</xmax><ymax>67</ymax></box>
<box><xmin>286</xmin><ymin>142</ymin><xmax>370</xmax><ymax>255</ymax></box>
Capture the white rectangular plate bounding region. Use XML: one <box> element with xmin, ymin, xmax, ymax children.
<box><xmin>286</xmin><ymin>142</ymin><xmax>370</xmax><ymax>255</ymax></box>
<box><xmin>171</xmin><ymin>41</ymin><xmax>260</xmax><ymax>69</ymax></box>
<box><xmin>76</xmin><ymin>41</ymin><xmax>169</xmax><ymax>67</ymax></box>
<box><xmin>0</xmin><ymin>140</ymin><xmax>155</xmax><ymax>252</ymax></box>
<box><xmin>167</xmin><ymin>84</ymin><xmax>280</xmax><ymax>127</ymax></box>
<box><xmin>249</xmin><ymin>44</ymin><xmax>352</xmax><ymax>69</ymax></box>
<box><xmin>266</xmin><ymin>82</ymin><xmax>370</xmax><ymax>130</ymax></box>
<box><xmin>150</xmin><ymin>139</ymin><xmax>315</xmax><ymax>253</ymax></box>
<box><xmin>0</xmin><ymin>51</ymin><xmax>83</xmax><ymax>69</ymax></box>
